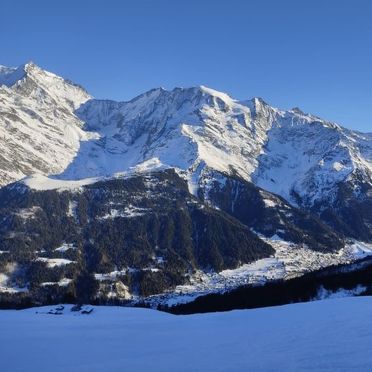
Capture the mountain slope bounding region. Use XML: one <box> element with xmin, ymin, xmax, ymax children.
<box><xmin>1</xmin><ymin>297</ymin><xmax>372</xmax><ymax>372</ymax></box>
<box><xmin>62</xmin><ymin>87</ymin><xmax>271</xmax><ymax>181</ymax></box>
<box><xmin>74</xmin><ymin>86</ymin><xmax>372</xmax><ymax>209</ymax></box>
<box><xmin>0</xmin><ymin>170</ymin><xmax>274</xmax><ymax>302</ymax></box>
<box><xmin>198</xmin><ymin>170</ymin><xmax>344</xmax><ymax>251</ymax></box>
<box><xmin>253</xmin><ymin>110</ymin><xmax>372</xmax><ymax>207</ymax></box>
<box><xmin>0</xmin><ymin>62</ymin><xmax>93</xmax><ymax>186</ymax></box>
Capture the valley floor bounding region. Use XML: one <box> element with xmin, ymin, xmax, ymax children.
<box><xmin>1</xmin><ymin>297</ymin><xmax>372</xmax><ymax>371</ymax></box>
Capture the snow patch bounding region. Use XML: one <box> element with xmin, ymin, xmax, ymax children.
<box><xmin>94</xmin><ymin>270</ymin><xmax>127</xmax><ymax>281</ymax></box>
<box><xmin>15</xmin><ymin>206</ymin><xmax>41</xmax><ymax>220</ymax></box>
<box><xmin>36</xmin><ymin>258</ymin><xmax>75</xmax><ymax>268</ymax></box>
<box><xmin>54</xmin><ymin>243</ymin><xmax>76</xmax><ymax>253</ymax></box>
<box><xmin>40</xmin><ymin>278</ymin><xmax>73</xmax><ymax>287</ymax></box>
<box><xmin>348</xmin><ymin>241</ymin><xmax>372</xmax><ymax>259</ymax></box>
<box><xmin>98</xmin><ymin>206</ymin><xmax>149</xmax><ymax>220</ymax></box>
<box><xmin>67</xmin><ymin>201</ymin><xmax>78</xmax><ymax>218</ymax></box>
<box><xmin>262</xmin><ymin>198</ymin><xmax>277</xmax><ymax>208</ymax></box>
<box><xmin>333</xmin><ymin>161</ymin><xmax>345</xmax><ymax>171</ymax></box>
<box><xmin>22</xmin><ymin>174</ymin><xmax>100</xmax><ymax>191</ymax></box>
<box><xmin>313</xmin><ymin>285</ymin><xmax>367</xmax><ymax>301</ymax></box>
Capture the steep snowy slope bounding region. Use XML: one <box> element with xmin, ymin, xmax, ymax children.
<box><xmin>253</xmin><ymin>109</ymin><xmax>372</xmax><ymax>207</ymax></box>
<box><xmin>74</xmin><ymin>84</ymin><xmax>372</xmax><ymax>211</ymax></box>
<box><xmin>0</xmin><ymin>62</ymin><xmax>94</xmax><ymax>186</ymax></box>
<box><xmin>1</xmin><ymin>297</ymin><xmax>372</xmax><ymax>372</ymax></box>
<box><xmin>63</xmin><ymin>86</ymin><xmax>272</xmax><ymax>180</ymax></box>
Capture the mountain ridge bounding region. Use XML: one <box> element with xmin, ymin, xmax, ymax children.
<box><xmin>1</xmin><ymin>63</ymin><xmax>370</xmax><ymax>195</ymax></box>
<box><xmin>1</xmin><ymin>62</ymin><xmax>371</xmax><ymax>223</ymax></box>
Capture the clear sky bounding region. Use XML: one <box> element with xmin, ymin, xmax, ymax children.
<box><xmin>0</xmin><ymin>0</ymin><xmax>371</xmax><ymax>132</ymax></box>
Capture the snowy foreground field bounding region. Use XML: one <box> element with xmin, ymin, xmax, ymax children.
<box><xmin>1</xmin><ymin>297</ymin><xmax>372</xmax><ymax>372</ymax></box>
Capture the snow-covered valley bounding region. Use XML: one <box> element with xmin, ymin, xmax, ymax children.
<box><xmin>1</xmin><ymin>297</ymin><xmax>372</xmax><ymax>372</ymax></box>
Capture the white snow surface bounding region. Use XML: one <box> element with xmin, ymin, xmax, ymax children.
<box><xmin>349</xmin><ymin>241</ymin><xmax>372</xmax><ymax>259</ymax></box>
<box><xmin>0</xmin><ymin>62</ymin><xmax>93</xmax><ymax>186</ymax></box>
<box><xmin>1</xmin><ymin>297</ymin><xmax>372</xmax><ymax>371</ymax></box>
<box><xmin>98</xmin><ymin>206</ymin><xmax>149</xmax><ymax>220</ymax></box>
<box><xmin>313</xmin><ymin>285</ymin><xmax>367</xmax><ymax>300</ymax></box>
<box><xmin>0</xmin><ymin>263</ymin><xmax>28</xmax><ymax>293</ymax></box>
<box><xmin>22</xmin><ymin>173</ymin><xmax>100</xmax><ymax>191</ymax></box>
<box><xmin>36</xmin><ymin>257</ymin><xmax>75</xmax><ymax>268</ymax></box>
<box><xmin>54</xmin><ymin>243</ymin><xmax>76</xmax><ymax>252</ymax></box>
<box><xmin>40</xmin><ymin>278</ymin><xmax>73</xmax><ymax>287</ymax></box>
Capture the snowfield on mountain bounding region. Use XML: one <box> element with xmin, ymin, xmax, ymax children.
<box><xmin>1</xmin><ymin>297</ymin><xmax>372</xmax><ymax>372</ymax></box>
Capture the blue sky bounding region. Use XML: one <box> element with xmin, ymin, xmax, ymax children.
<box><xmin>0</xmin><ymin>0</ymin><xmax>371</xmax><ymax>131</ymax></box>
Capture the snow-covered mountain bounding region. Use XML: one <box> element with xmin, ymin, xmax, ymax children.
<box><xmin>0</xmin><ymin>62</ymin><xmax>371</xmax><ymax>305</ymax></box>
<box><xmin>1</xmin><ymin>62</ymin><xmax>371</xmax><ymax>209</ymax></box>
<box><xmin>78</xmin><ymin>87</ymin><xmax>372</xmax><ymax>210</ymax></box>
<box><xmin>0</xmin><ymin>62</ymin><xmax>93</xmax><ymax>186</ymax></box>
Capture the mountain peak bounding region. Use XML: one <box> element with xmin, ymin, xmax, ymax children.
<box><xmin>0</xmin><ymin>61</ymin><xmax>47</xmax><ymax>87</ymax></box>
<box><xmin>0</xmin><ymin>61</ymin><xmax>91</xmax><ymax>111</ymax></box>
<box><xmin>19</xmin><ymin>60</ymin><xmax>34</xmax><ymax>68</ymax></box>
<box><xmin>21</xmin><ymin>60</ymin><xmax>42</xmax><ymax>73</ymax></box>
<box><xmin>199</xmin><ymin>85</ymin><xmax>234</xmax><ymax>101</ymax></box>
<box><xmin>291</xmin><ymin>107</ymin><xmax>306</xmax><ymax>115</ymax></box>
<box><xmin>252</xmin><ymin>97</ymin><xmax>268</xmax><ymax>105</ymax></box>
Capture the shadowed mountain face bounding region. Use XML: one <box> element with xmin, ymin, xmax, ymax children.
<box><xmin>197</xmin><ymin>171</ymin><xmax>344</xmax><ymax>251</ymax></box>
<box><xmin>0</xmin><ymin>63</ymin><xmax>371</xmax><ymax>306</ymax></box>
<box><xmin>0</xmin><ymin>170</ymin><xmax>275</xmax><ymax>301</ymax></box>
